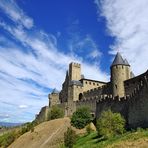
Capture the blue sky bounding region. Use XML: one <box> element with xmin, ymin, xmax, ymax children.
<box><xmin>0</xmin><ymin>0</ymin><xmax>148</xmax><ymax>123</ymax></box>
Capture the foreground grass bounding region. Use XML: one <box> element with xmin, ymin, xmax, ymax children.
<box><xmin>74</xmin><ymin>128</ymin><xmax>148</xmax><ymax>148</ymax></box>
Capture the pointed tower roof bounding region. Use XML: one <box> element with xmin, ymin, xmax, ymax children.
<box><xmin>111</xmin><ymin>52</ymin><xmax>125</xmax><ymax>67</ymax></box>
<box><xmin>65</xmin><ymin>70</ymin><xmax>69</xmax><ymax>79</ymax></box>
<box><xmin>124</xmin><ymin>59</ymin><xmax>130</xmax><ymax>66</ymax></box>
<box><xmin>66</xmin><ymin>70</ymin><xmax>68</xmax><ymax>76</ymax></box>
<box><xmin>52</xmin><ymin>88</ymin><xmax>59</xmax><ymax>94</ymax></box>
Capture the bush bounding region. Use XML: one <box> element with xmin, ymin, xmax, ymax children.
<box><xmin>64</xmin><ymin>127</ymin><xmax>77</xmax><ymax>148</ymax></box>
<box><xmin>48</xmin><ymin>105</ymin><xmax>64</xmax><ymax>120</ymax></box>
<box><xmin>96</xmin><ymin>109</ymin><xmax>125</xmax><ymax>139</ymax></box>
<box><xmin>71</xmin><ymin>106</ymin><xmax>92</xmax><ymax>129</ymax></box>
<box><xmin>86</xmin><ymin>123</ymin><xmax>94</xmax><ymax>134</ymax></box>
<box><xmin>20</xmin><ymin>122</ymin><xmax>35</xmax><ymax>135</ymax></box>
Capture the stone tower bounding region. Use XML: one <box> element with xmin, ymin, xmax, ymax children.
<box><xmin>67</xmin><ymin>63</ymin><xmax>82</xmax><ymax>115</ymax></box>
<box><xmin>69</xmin><ymin>62</ymin><xmax>81</xmax><ymax>81</ymax></box>
<box><xmin>48</xmin><ymin>88</ymin><xmax>60</xmax><ymax>107</ymax></box>
<box><xmin>111</xmin><ymin>52</ymin><xmax>130</xmax><ymax>97</ymax></box>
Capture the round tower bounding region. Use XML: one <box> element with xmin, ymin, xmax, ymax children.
<box><xmin>111</xmin><ymin>52</ymin><xmax>130</xmax><ymax>97</ymax></box>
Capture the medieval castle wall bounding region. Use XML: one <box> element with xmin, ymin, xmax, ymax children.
<box><xmin>96</xmin><ymin>70</ymin><xmax>148</xmax><ymax>128</ymax></box>
<box><xmin>124</xmin><ymin>72</ymin><xmax>146</xmax><ymax>95</ymax></box>
<box><xmin>37</xmin><ymin>52</ymin><xmax>148</xmax><ymax>129</ymax></box>
<box><xmin>128</xmin><ymin>71</ymin><xmax>148</xmax><ymax>128</ymax></box>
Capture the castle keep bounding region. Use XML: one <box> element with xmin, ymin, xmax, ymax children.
<box><xmin>36</xmin><ymin>52</ymin><xmax>148</xmax><ymax>128</ymax></box>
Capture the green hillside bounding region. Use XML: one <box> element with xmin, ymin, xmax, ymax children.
<box><xmin>74</xmin><ymin>129</ymin><xmax>148</xmax><ymax>148</ymax></box>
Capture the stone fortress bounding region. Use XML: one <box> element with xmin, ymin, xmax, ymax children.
<box><xmin>36</xmin><ymin>52</ymin><xmax>148</xmax><ymax>129</ymax></box>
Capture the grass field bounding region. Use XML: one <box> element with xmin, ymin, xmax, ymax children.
<box><xmin>74</xmin><ymin>128</ymin><xmax>148</xmax><ymax>148</ymax></box>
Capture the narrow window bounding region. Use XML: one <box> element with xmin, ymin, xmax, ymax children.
<box><xmin>79</xmin><ymin>93</ymin><xmax>83</xmax><ymax>100</ymax></box>
<box><xmin>115</xmin><ymin>84</ymin><xmax>117</xmax><ymax>89</ymax></box>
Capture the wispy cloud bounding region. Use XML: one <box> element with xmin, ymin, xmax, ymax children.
<box><xmin>0</xmin><ymin>1</ymin><xmax>108</xmax><ymax>122</ymax></box>
<box><xmin>95</xmin><ymin>0</ymin><xmax>148</xmax><ymax>74</ymax></box>
<box><xmin>89</xmin><ymin>49</ymin><xmax>101</xmax><ymax>59</ymax></box>
<box><xmin>69</xmin><ymin>33</ymin><xmax>102</xmax><ymax>61</ymax></box>
<box><xmin>0</xmin><ymin>0</ymin><xmax>33</xmax><ymax>29</ymax></box>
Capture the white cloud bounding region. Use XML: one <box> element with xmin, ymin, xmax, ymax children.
<box><xmin>0</xmin><ymin>0</ymin><xmax>33</xmax><ymax>29</ymax></box>
<box><xmin>95</xmin><ymin>0</ymin><xmax>148</xmax><ymax>75</ymax></box>
<box><xmin>89</xmin><ymin>49</ymin><xmax>102</xmax><ymax>59</ymax></box>
<box><xmin>19</xmin><ymin>105</ymin><xmax>28</xmax><ymax>109</ymax></box>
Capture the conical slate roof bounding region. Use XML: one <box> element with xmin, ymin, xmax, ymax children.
<box><xmin>124</xmin><ymin>59</ymin><xmax>130</xmax><ymax>66</ymax></box>
<box><xmin>111</xmin><ymin>52</ymin><xmax>125</xmax><ymax>67</ymax></box>
<box><xmin>52</xmin><ymin>88</ymin><xmax>59</xmax><ymax>94</ymax></box>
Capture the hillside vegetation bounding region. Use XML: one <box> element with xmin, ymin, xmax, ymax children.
<box><xmin>2</xmin><ymin>107</ymin><xmax>148</xmax><ymax>148</ymax></box>
<box><xmin>74</xmin><ymin>129</ymin><xmax>148</xmax><ymax>148</ymax></box>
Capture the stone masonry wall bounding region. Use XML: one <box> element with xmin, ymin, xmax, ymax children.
<box><xmin>96</xmin><ymin>96</ymin><xmax>128</xmax><ymax>121</ymax></box>
<box><xmin>95</xmin><ymin>70</ymin><xmax>148</xmax><ymax>128</ymax></box>
<box><xmin>82</xmin><ymin>82</ymin><xmax>112</xmax><ymax>100</ymax></box>
<box><xmin>128</xmin><ymin>72</ymin><xmax>148</xmax><ymax>128</ymax></box>
<box><xmin>76</xmin><ymin>99</ymin><xmax>97</xmax><ymax>115</ymax></box>
<box><xmin>124</xmin><ymin>72</ymin><xmax>146</xmax><ymax>95</ymax></box>
<box><xmin>81</xmin><ymin>79</ymin><xmax>106</xmax><ymax>92</ymax></box>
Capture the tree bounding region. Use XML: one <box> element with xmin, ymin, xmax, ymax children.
<box><xmin>64</xmin><ymin>127</ymin><xmax>77</xmax><ymax>148</ymax></box>
<box><xmin>96</xmin><ymin>109</ymin><xmax>125</xmax><ymax>139</ymax></box>
<box><xmin>48</xmin><ymin>105</ymin><xmax>64</xmax><ymax>120</ymax></box>
<box><xmin>71</xmin><ymin>106</ymin><xmax>92</xmax><ymax>129</ymax></box>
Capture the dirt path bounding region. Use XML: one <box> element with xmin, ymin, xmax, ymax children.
<box><xmin>40</xmin><ymin>124</ymin><xmax>64</xmax><ymax>148</ymax></box>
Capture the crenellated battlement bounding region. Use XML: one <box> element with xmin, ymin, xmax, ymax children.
<box><xmin>76</xmin><ymin>71</ymin><xmax>148</xmax><ymax>107</ymax></box>
<box><xmin>70</xmin><ymin>62</ymin><xmax>81</xmax><ymax>67</ymax></box>
<box><xmin>96</xmin><ymin>71</ymin><xmax>148</xmax><ymax>104</ymax></box>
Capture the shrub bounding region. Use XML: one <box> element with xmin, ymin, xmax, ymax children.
<box><xmin>48</xmin><ymin>105</ymin><xmax>64</xmax><ymax>120</ymax></box>
<box><xmin>20</xmin><ymin>126</ymin><xmax>28</xmax><ymax>135</ymax></box>
<box><xmin>71</xmin><ymin>106</ymin><xmax>92</xmax><ymax>129</ymax></box>
<box><xmin>86</xmin><ymin>123</ymin><xmax>94</xmax><ymax>134</ymax></box>
<box><xmin>20</xmin><ymin>122</ymin><xmax>35</xmax><ymax>135</ymax></box>
<box><xmin>96</xmin><ymin>109</ymin><xmax>125</xmax><ymax>139</ymax></box>
<box><xmin>64</xmin><ymin>127</ymin><xmax>77</xmax><ymax>148</ymax></box>
<box><xmin>31</xmin><ymin>127</ymin><xmax>34</xmax><ymax>132</ymax></box>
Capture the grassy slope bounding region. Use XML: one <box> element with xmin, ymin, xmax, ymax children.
<box><xmin>7</xmin><ymin>117</ymin><xmax>86</xmax><ymax>148</ymax></box>
<box><xmin>74</xmin><ymin>129</ymin><xmax>148</xmax><ymax>148</ymax></box>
